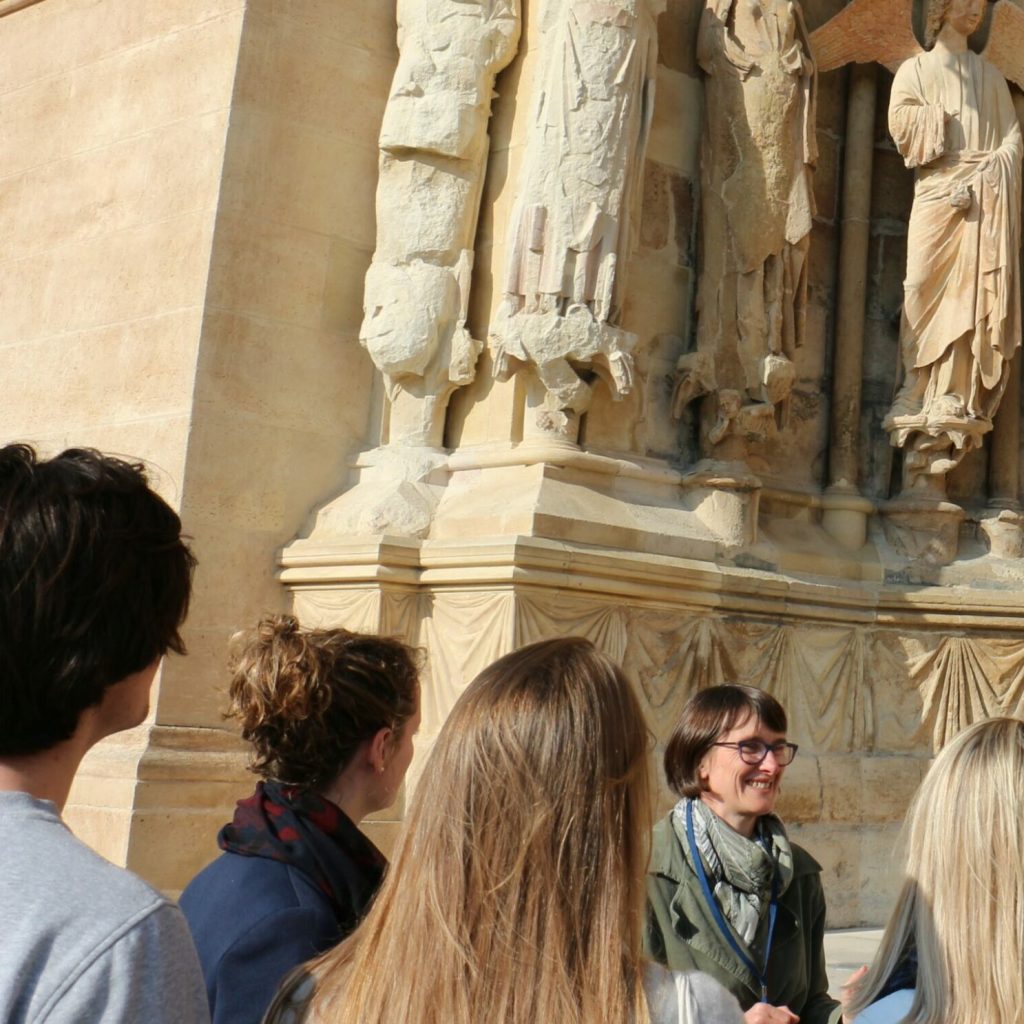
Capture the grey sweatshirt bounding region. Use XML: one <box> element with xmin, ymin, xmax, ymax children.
<box><xmin>0</xmin><ymin>791</ymin><xmax>210</xmax><ymax>1023</ymax></box>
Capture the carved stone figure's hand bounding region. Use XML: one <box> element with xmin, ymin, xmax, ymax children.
<box><xmin>743</xmin><ymin>1003</ymin><xmax>799</xmax><ymax>1024</ymax></box>
<box><xmin>949</xmin><ymin>182</ymin><xmax>972</xmax><ymax>209</ymax></box>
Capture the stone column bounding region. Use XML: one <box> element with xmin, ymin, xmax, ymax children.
<box><xmin>989</xmin><ymin>354</ymin><xmax>1021</xmax><ymax>510</ymax></box>
<box><xmin>822</xmin><ymin>63</ymin><xmax>878</xmax><ymax>550</ymax></box>
<box><xmin>979</xmin><ymin>91</ymin><xmax>1024</xmax><ymax>557</ymax></box>
<box><xmin>981</xmin><ymin>351</ymin><xmax>1024</xmax><ymax>556</ymax></box>
<box><xmin>988</xmin><ymin>91</ymin><xmax>1024</xmax><ymax>512</ymax></box>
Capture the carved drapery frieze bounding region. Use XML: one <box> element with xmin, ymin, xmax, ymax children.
<box><xmin>419</xmin><ymin>590</ymin><xmax>518</xmax><ymax>734</ymax></box>
<box><xmin>361</xmin><ymin>0</ymin><xmax>521</xmax><ymax>447</ymax></box>
<box><xmin>291</xmin><ymin>580</ymin><xmax>1024</xmax><ymax>754</ymax></box>
<box><xmin>280</xmin><ymin>531</ymin><xmax>1024</xmax><ymax>929</ymax></box>
<box><xmin>908</xmin><ymin>635</ymin><xmax>1024</xmax><ymax>750</ymax></box>
<box><xmin>489</xmin><ymin>0</ymin><xmax>664</xmax><ymax>440</ymax></box>
<box><xmin>624</xmin><ymin>613</ymin><xmax>734</xmax><ymax>717</ymax></box>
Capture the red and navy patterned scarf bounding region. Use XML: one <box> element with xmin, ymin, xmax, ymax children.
<box><xmin>219</xmin><ymin>780</ymin><xmax>387</xmax><ymax>927</ymax></box>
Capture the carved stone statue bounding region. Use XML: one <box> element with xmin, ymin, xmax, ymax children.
<box><xmin>684</xmin><ymin>0</ymin><xmax>817</xmax><ymax>446</ymax></box>
<box><xmin>812</xmin><ymin>0</ymin><xmax>1024</xmax><ymax>495</ymax></box>
<box><xmin>489</xmin><ymin>0</ymin><xmax>664</xmax><ymax>440</ymax></box>
<box><xmin>361</xmin><ymin>0</ymin><xmax>520</xmax><ymax>447</ymax></box>
<box><xmin>883</xmin><ymin>0</ymin><xmax>1022</xmax><ymax>488</ymax></box>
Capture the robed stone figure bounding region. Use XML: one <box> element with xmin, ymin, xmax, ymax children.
<box><xmin>884</xmin><ymin>0</ymin><xmax>1022</xmax><ymax>485</ymax></box>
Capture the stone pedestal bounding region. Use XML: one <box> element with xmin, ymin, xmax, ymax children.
<box><xmin>881</xmin><ymin>496</ymin><xmax>966</xmax><ymax>568</ymax></box>
<box><xmin>281</xmin><ymin>448</ymin><xmax>1024</xmax><ymax>926</ymax></box>
<box><xmin>979</xmin><ymin>508</ymin><xmax>1024</xmax><ymax>559</ymax></box>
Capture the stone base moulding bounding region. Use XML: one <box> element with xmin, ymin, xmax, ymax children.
<box><xmin>279</xmin><ymin>523</ymin><xmax>1024</xmax><ymax>927</ymax></box>
<box><xmin>64</xmin><ymin>720</ymin><xmax>411</xmax><ymax>894</ymax></box>
<box><xmin>821</xmin><ymin>487</ymin><xmax>875</xmax><ymax>552</ymax></box>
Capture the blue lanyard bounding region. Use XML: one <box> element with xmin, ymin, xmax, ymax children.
<box><xmin>685</xmin><ymin>801</ymin><xmax>779</xmax><ymax>1004</ymax></box>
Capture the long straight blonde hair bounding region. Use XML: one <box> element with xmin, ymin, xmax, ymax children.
<box><xmin>298</xmin><ymin>636</ymin><xmax>653</xmax><ymax>1024</ymax></box>
<box><xmin>846</xmin><ymin>717</ymin><xmax>1024</xmax><ymax>1023</ymax></box>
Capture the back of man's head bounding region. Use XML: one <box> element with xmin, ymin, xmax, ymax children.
<box><xmin>0</xmin><ymin>445</ymin><xmax>196</xmax><ymax>757</ymax></box>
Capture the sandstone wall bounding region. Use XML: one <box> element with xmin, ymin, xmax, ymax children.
<box><xmin>0</xmin><ymin>0</ymin><xmax>399</xmax><ymax>888</ymax></box>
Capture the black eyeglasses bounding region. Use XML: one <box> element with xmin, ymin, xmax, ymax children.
<box><xmin>711</xmin><ymin>740</ymin><xmax>799</xmax><ymax>766</ymax></box>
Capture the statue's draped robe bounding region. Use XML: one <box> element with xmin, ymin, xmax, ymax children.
<box><xmin>500</xmin><ymin>0</ymin><xmax>660</xmax><ymax>324</ymax></box>
<box><xmin>888</xmin><ymin>48</ymin><xmax>1022</xmax><ymax>451</ymax></box>
<box><xmin>490</xmin><ymin>0</ymin><xmax>663</xmax><ymax>414</ymax></box>
<box><xmin>695</xmin><ymin>0</ymin><xmax>817</xmax><ymax>401</ymax></box>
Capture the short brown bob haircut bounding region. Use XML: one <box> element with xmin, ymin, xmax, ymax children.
<box><xmin>664</xmin><ymin>683</ymin><xmax>787</xmax><ymax>798</ymax></box>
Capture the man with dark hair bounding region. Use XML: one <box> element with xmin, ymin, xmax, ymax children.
<box><xmin>0</xmin><ymin>444</ymin><xmax>210</xmax><ymax>1023</ymax></box>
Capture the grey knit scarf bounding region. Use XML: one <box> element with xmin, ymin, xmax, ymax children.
<box><xmin>671</xmin><ymin>797</ymin><xmax>794</xmax><ymax>949</ymax></box>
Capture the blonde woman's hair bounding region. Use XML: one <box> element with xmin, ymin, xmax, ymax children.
<box><xmin>846</xmin><ymin>717</ymin><xmax>1024</xmax><ymax>1024</ymax></box>
<box><xmin>298</xmin><ymin>636</ymin><xmax>653</xmax><ymax>1024</ymax></box>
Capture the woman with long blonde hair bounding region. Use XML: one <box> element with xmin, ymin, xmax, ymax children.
<box><xmin>267</xmin><ymin>636</ymin><xmax>743</xmax><ymax>1024</ymax></box>
<box><xmin>845</xmin><ymin>716</ymin><xmax>1024</xmax><ymax>1023</ymax></box>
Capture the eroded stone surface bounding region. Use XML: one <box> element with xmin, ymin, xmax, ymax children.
<box><xmin>360</xmin><ymin>0</ymin><xmax>521</xmax><ymax>446</ymax></box>
<box><xmin>489</xmin><ymin>0</ymin><xmax>664</xmax><ymax>440</ymax></box>
<box><xmin>683</xmin><ymin>0</ymin><xmax>818</xmax><ymax>454</ymax></box>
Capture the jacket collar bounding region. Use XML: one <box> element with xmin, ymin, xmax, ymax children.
<box><xmin>650</xmin><ymin>813</ymin><xmax>817</xmax><ymax>998</ymax></box>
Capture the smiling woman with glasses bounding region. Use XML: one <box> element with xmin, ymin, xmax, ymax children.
<box><xmin>644</xmin><ymin>684</ymin><xmax>842</xmax><ymax>1024</ymax></box>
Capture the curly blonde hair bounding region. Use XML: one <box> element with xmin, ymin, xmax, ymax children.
<box><xmin>924</xmin><ymin>0</ymin><xmax>952</xmax><ymax>47</ymax></box>
<box><xmin>226</xmin><ymin>615</ymin><xmax>419</xmax><ymax>788</ymax></box>
<box><xmin>924</xmin><ymin>0</ymin><xmax>983</xmax><ymax>47</ymax></box>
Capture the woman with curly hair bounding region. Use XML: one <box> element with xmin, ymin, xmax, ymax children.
<box><xmin>265</xmin><ymin>637</ymin><xmax>744</xmax><ymax>1024</ymax></box>
<box><xmin>180</xmin><ymin>615</ymin><xmax>420</xmax><ymax>1024</ymax></box>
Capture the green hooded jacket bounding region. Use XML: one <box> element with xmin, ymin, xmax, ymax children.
<box><xmin>644</xmin><ymin>813</ymin><xmax>843</xmax><ymax>1024</ymax></box>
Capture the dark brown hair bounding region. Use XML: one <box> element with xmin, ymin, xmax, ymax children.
<box><xmin>663</xmin><ymin>684</ymin><xmax>787</xmax><ymax>798</ymax></box>
<box><xmin>227</xmin><ymin>615</ymin><xmax>420</xmax><ymax>788</ymax></box>
<box><xmin>0</xmin><ymin>445</ymin><xmax>195</xmax><ymax>756</ymax></box>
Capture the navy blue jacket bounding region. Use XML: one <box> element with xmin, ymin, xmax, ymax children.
<box><xmin>181</xmin><ymin>853</ymin><xmax>348</xmax><ymax>1024</ymax></box>
<box><xmin>180</xmin><ymin>784</ymin><xmax>385</xmax><ymax>1024</ymax></box>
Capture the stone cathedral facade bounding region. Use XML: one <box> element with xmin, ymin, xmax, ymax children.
<box><xmin>3</xmin><ymin>0</ymin><xmax>1024</xmax><ymax>925</ymax></box>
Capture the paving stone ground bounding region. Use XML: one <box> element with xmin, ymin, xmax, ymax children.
<box><xmin>824</xmin><ymin>928</ymin><xmax>883</xmax><ymax>999</ymax></box>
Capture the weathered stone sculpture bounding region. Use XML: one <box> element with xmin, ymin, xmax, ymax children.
<box><xmin>490</xmin><ymin>0</ymin><xmax>664</xmax><ymax>441</ymax></box>
<box><xmin>682</xmin><ymin>0</ymin><xmax>817</xmax><ymax>448</ymax></box>
<box><xmin>361</xmin><ymin>0</ymin><xmax>520</xmax><ymax>447</ymax></box>
<box><xmin>812</xmin><ymin>0</ymin><xmax>1024</xmax><ymax>495</ymax></box>
<box><xmin>884</xmin><ymin>0</ymin><xmax>1022</xmax><ymax>489</ymax></box>
<box><xmin>305</xmin><ymin>0</ymin><xmax>520</xmax><ymax>540</ymax></box>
